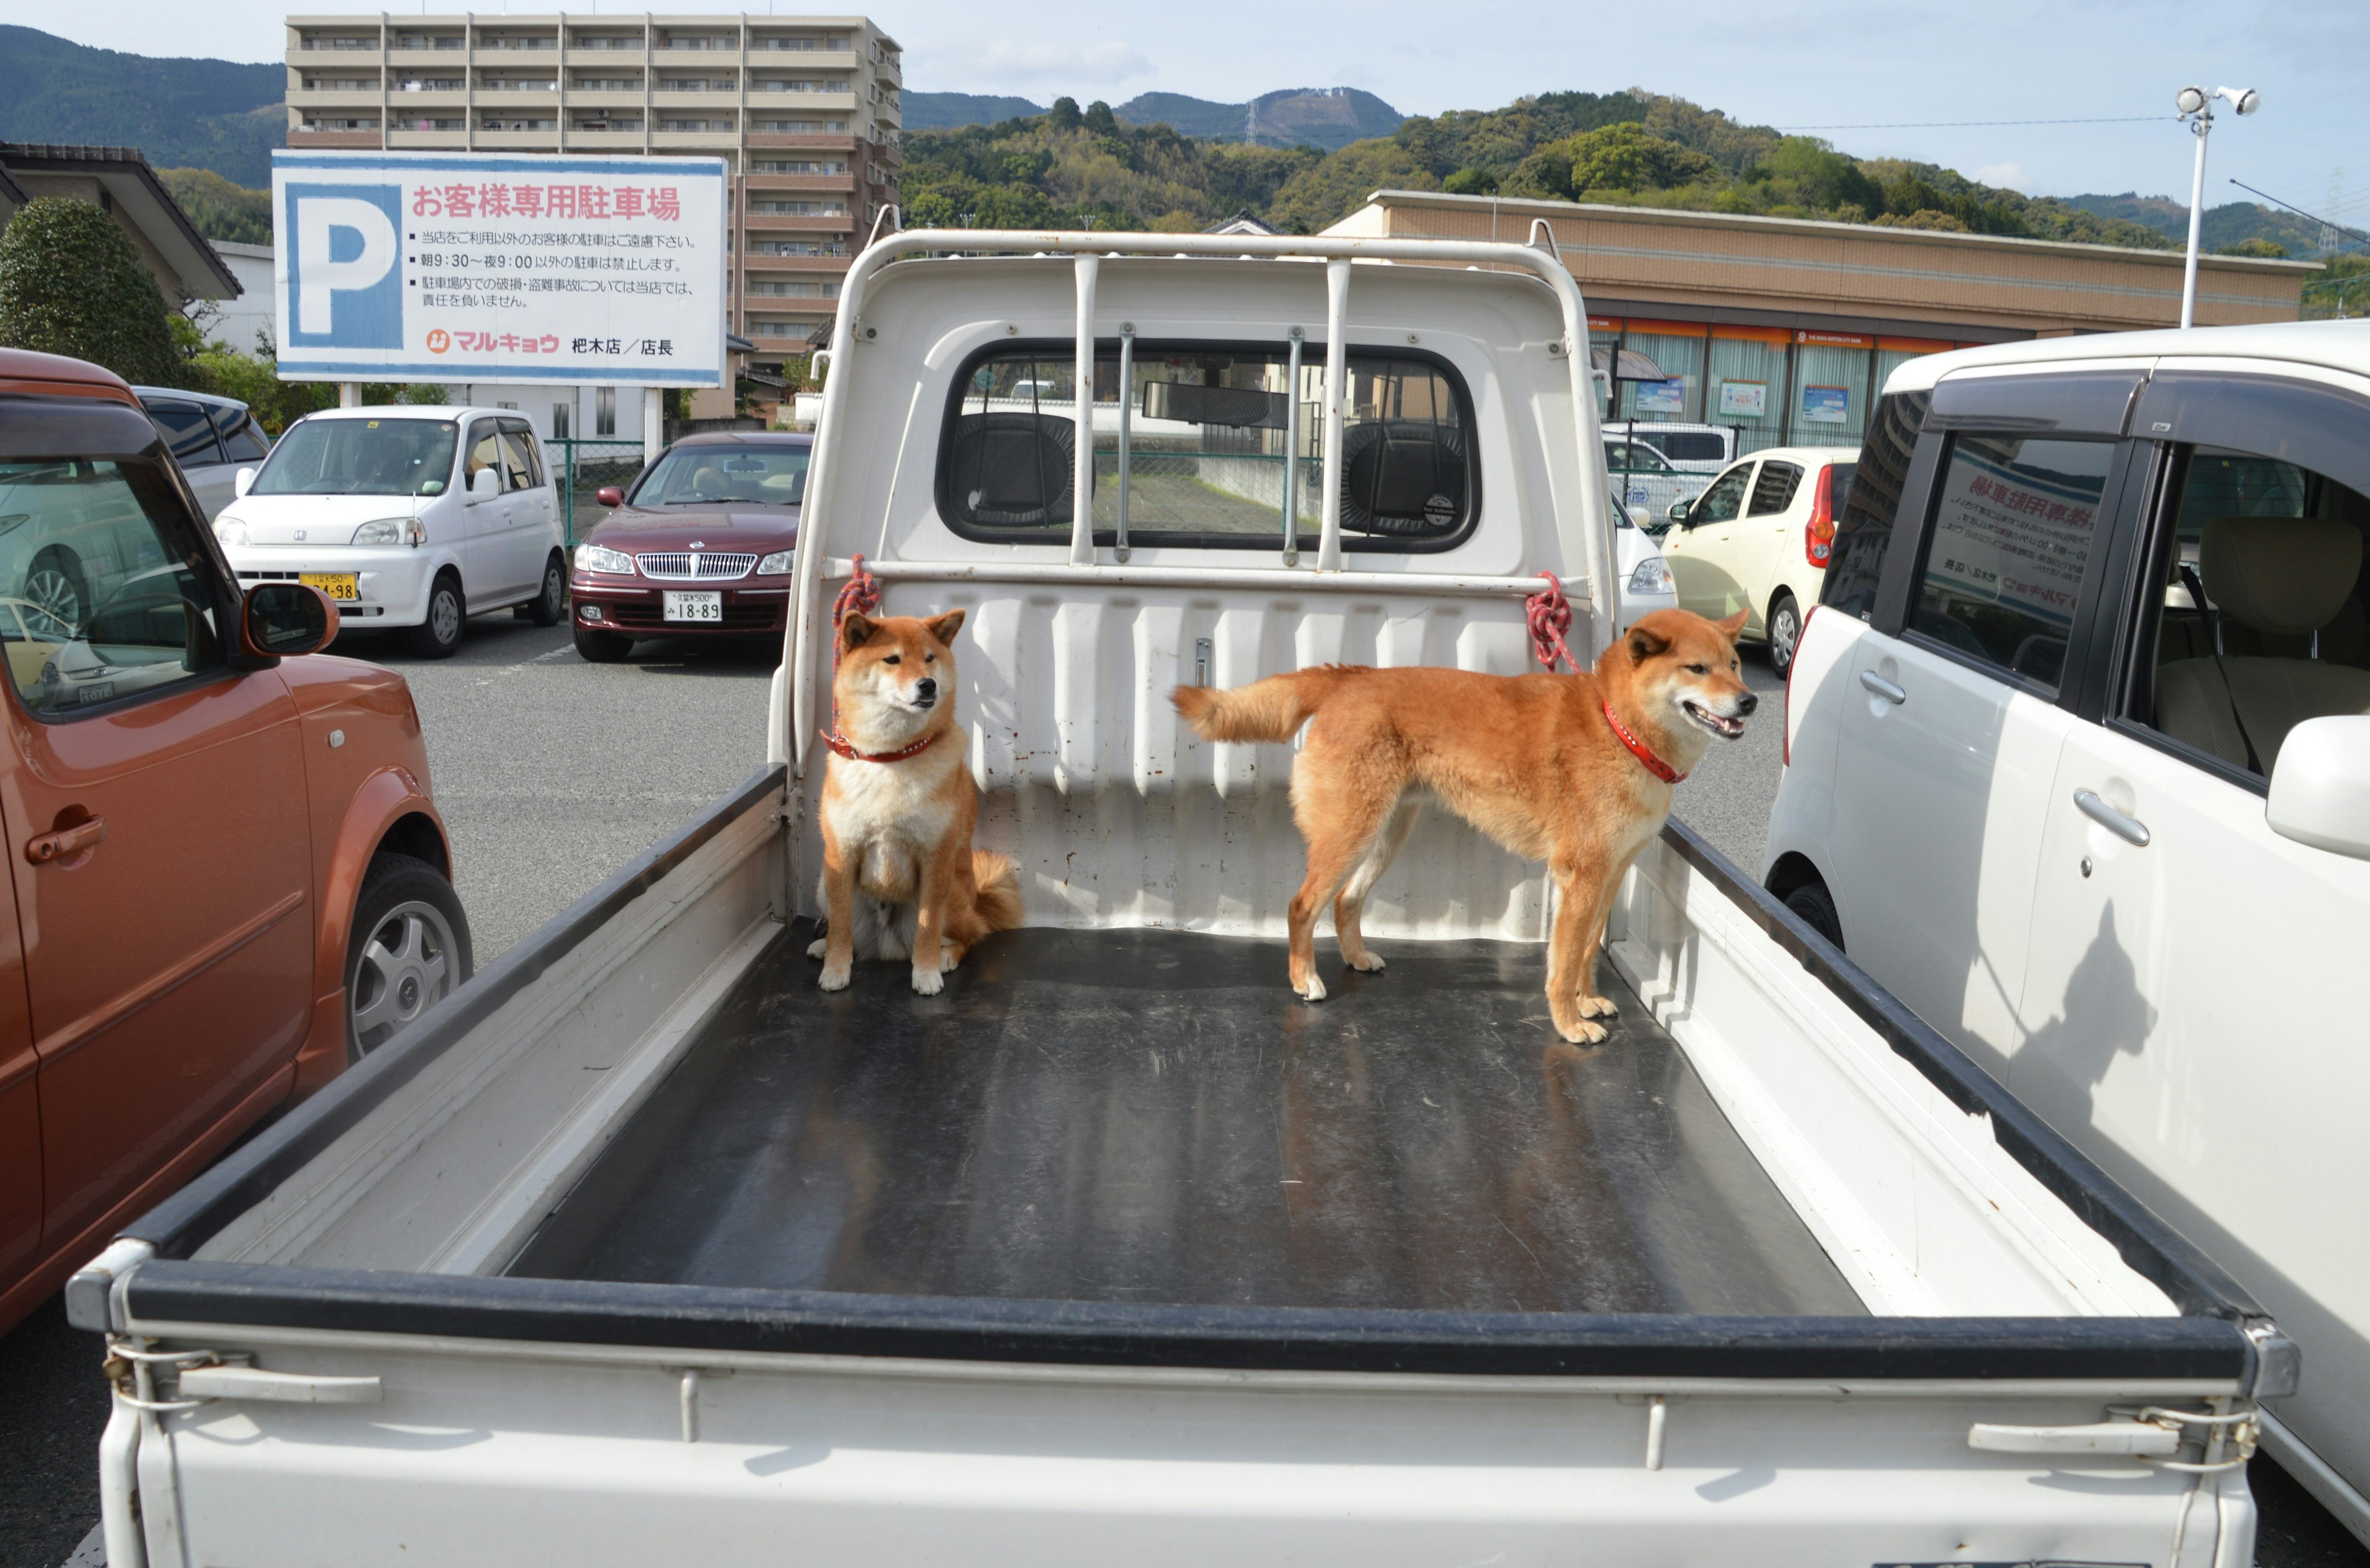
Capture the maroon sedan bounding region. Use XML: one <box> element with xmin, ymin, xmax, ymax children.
<box><xmin>570</xmin><ymin>431</ymin><xmax>805</xmax><ymax>662</ymax></box>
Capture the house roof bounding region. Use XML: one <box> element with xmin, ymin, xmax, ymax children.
<box><xmin>0</xmin><ymin>143</ymin><xmax>241</xmax><ymax>301</ymax></box>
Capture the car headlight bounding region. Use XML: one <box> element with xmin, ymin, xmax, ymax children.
<box><xmin>351</xmin><ymin>517</ymin><xmax>425</xmax><ymax>547</ymax></box>
<box><xmin>755</xmin><ymin>549</ymin><xmax>795</xmax><ymax>575</ymax></box>
<box><xmin>213</xmin><ymin>517</ymin><xmax>249</xmax><ymax>549</ymax></box>
<box><xmin>576</xmin><ymin>543</ymin><xmax>636</xmax><ymax>575</ymax></box>
<box><xmin>1628</xmin><ymin>555</ymin><xmax>1674</xmax><ymax>595</ymax></box>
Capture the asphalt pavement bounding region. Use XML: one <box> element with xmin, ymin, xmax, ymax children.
<box><xmin>1</xmin><ymin>626</ymin><xmax>2362</xmax><ymax>1567</ymax></box>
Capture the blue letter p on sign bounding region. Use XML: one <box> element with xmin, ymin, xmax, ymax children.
<box><xmin>284</xmin><ymin>184</ymin><xmax>403</xmax><ymax>350</ymax></box>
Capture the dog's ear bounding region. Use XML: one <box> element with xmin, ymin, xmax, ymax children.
<box><xmin>923</xmin><ymin>608</ymin><xmax>967</xmax><ymax>647</ymax></box>
<box><xmin>1626</xmin><ymin>623</ymin><xmax>1669</xmax><ymax>663</ymax></box>
<box><xmin>1715</xmin><ymin>608</ymin><xmax>1749</xmax><ymax>645</ymax></box>
<box><xmin>838</xmin><ymin>612</ymin><xmax>876</xmax><ymax>653</ymax></box>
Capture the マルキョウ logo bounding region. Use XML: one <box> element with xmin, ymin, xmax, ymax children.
<box><xmin>283</xmin><ymin>183</ymin><xmax>404</xmax><ymax>351</ymax></box>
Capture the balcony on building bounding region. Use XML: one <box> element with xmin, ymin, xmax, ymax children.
<box><xmin>654</xmin><ymin>30</ymin><xmax>736</xmax><ymax>52</ymax></box>
<box><xmin>293</xmin><ymin>30</ymin><xmax>380</xmax><ymax>53</ymax></box>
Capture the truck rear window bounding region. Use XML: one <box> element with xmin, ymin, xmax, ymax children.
<box><xmin>936</xmin><ymin>341</ymin><xmax>1479</xmax><ymax>552</ymax></box>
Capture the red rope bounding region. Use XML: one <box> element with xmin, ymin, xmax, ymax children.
<box><xmin>1526</xmin><ymin>571</ymin><xmax>1579</xmax><ymax>672</ymax></box>
<box><xmin>823</xmin><ymin>552</ymin><xmax>883</xmax><ymax>745</ymax></box>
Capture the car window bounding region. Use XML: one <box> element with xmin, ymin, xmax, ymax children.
<box><xmin>1909</xmin><ymin>434</ymin><xmax>2114</xmax><ymax>691</ymax></box>
<box><xmin>211</xmin><ymin>406</ymin><xmax>270</xmax><ymax>465</ymax></box>
<box><xmin>939</xmin><ymin>342</ymin><xmax>1478</xmax><ymax>551</ymax></box>
<box><xmin>144</xmin><ymin>399</ymin><xmax>222</xmax><ymax>467</ymax></box>
<box><xmin>498</xmin><ymin>419</ymin><xmax>546</xmax><ymax>488</ymax></box>
<box><xmin>1608</xmin><ymin>442</ymin><xmax>1671</xmax><ymax>474</ymax></box>
<box><xmin>634</xmin><ymin>445</ymin><xmax>810</xmax><ymax>506</ymax></box>
<box><xmin>0</xmin><ymin>458</ymin><xmax>226</xmax><ymax>720</ymax></box>
<box><xmin>2125</xmin><ymin>443</ymin><xmax>2370</xmax><ymax>779</ymax></box>
<box><xmin>1823</xmin><ymin>391</ymin><xmax>1929</xmax><ymax>616</ymax></box>
<box><xmin>1748</xmin><ymin>460</ymin><xmax>1804</xmax><ymax>516</ymax></box>
<box><xmin>252</xmin><ymin>417</ymin><xmax>459</xmax><ymax>497</ymax></box>
<box><xmin>1646</xmin><ymin>431</ymin><xmax>1727</xmax><ymax>463</ymax></box>
<box><xmin>1690</xmin><ymin>464</ymin><xmax>1753</xmax><ymax>525</ymax></box>
<box><xmin>495</xmin><ymin>426</ymin><xmax>538</xmax><ymax>492</ymax></box>
<box><xmin>463</xmin><ymin>421</ymin><xmax>503</xmax><ymax>489</ymax></box>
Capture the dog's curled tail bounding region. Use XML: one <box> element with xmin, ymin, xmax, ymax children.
<box><xmin>970</xmin><ymin>850</ymin><xmax>1023</xmax><ymax>933</ymax></box>
<box><xmin>1171</xmin><ymin>666</ymin><xmax>1364</xmax><ymax>743</ymax></box>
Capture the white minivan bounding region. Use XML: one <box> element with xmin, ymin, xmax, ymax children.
<box><xmin>1766</xmin><ymin>320</ymin><xmax>2370</xmax><ymax>1546</ymax></box>
<box><xmin>212</xmin><ymin>405</ymin><xmax>570</xmax><ymax>657</ymax></box>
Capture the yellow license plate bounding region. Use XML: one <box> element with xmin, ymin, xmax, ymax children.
<box><xmin>299</xmin><ymin>573</ymin><xmax>360</xmax><ymax>601</ymax></box>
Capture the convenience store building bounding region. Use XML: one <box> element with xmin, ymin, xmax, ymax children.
<box><xmin>1326</xmin><ymin>189</ymin><xmax>2317</xmax><ymax>454</ymax></box>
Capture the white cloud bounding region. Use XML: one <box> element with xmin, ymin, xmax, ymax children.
<box><xmin>1975</xmin><ymin>161</ymin><xmax>2027</xmax><ymax>191</ymax></box>
<box><xmin>956</xmin><ymin>39</ymin><xmax>1155</xmax><ymax>88</ymax></box>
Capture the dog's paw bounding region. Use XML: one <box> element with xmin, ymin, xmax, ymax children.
<box><xmin>806</xmin><ymin>937</ymin><xmax>828</xmax><ymax>960</ymax></box>
<box><xmin>1576</xmin><ymin>993</ymin><xmax>1618</xmax><ymax>1019</ymax></box>
<box><xmin>1556</xmin><ymin>1016</ymin><xmax>1609</xmax><ymax>1045</ymax></box>
<box><xmin>1345</xmin><ymin>950</ymin><xmax>1386</xmax><ymax>973</ymax></box>
<box><xmin>817</xmin><ymin>963</ymin><xmax>851</xmax><ymax>992</ymax></box>
<box><xmin>910</xmin><ymin>964</ymin><xmax>945</xmax><ymax>997</ymax></box>
<box><xmin>1294</xmin><ymin>972</ymin><xmax>1329</xmax><ymax>1002</ymax></box>
<box><xmin>939</xmin><ymin>940</ymin><xmax>963</xmax><ymax>973</ymax></box>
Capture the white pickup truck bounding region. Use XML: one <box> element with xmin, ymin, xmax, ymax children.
<box><xmin>74</xmin><ymin>231</ymin><xmax>2291</xmax><ymax>1567</ymax></box>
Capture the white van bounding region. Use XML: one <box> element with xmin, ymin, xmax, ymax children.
<box><xmin>211</xmin><ymin>405</ymin><xmax>570</xmax><ymax>657</ymax></box>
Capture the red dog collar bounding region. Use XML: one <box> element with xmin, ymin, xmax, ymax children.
<box><xmin>821</xmin><ymin>729</ymin><xmax>939</xmax><ymax>764</ymax></box>
<box><xmin>1602</xmin><ymin>701</ymin><xmax>1687</xmax><ymax>784</ymax></box>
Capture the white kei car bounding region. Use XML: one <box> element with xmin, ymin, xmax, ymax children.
<box><xmin>1765</xmin><ymin>320</ymin><xmax>2370</xmax><ymax>1543</ymax></box>
<box><xmin>212</xmin><ymin>405</ymin><xmax>569</xmax><ymax>658</ymax></box>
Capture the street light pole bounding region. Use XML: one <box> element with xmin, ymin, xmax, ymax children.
<box><xmin>2179</xmin><ymin>107</ymin><xmax>2211</xmax><ymax>329</ymax></box>
<box><xmin>2175</xmin><ymin>84</ymin><xmax>2260</xmax><ymax>330</ymax></box>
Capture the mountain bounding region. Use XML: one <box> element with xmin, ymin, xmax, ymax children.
<box><xmin>0</xmin><ymin>25</ymin><xmax>283</xmax><ymax>185</ymax></box>
<box><xmin>900</xmin><ymin>91</ymin><xmax>1050</xmax><ymax>132</ymax></box>
<box><xmin>2066</xmin><ymin>192</ymin><xmax>2332</xmax><ymax>257</ymax></box>
<box><xmin>1115</xmin><ymin>88</ymin><xmax>1404</xmax><ymax>151</ymax></box>
<box><xmin>904</xmin><ymin>86</ymin><xmax>1404</xmax><ymax>151</ymax></box>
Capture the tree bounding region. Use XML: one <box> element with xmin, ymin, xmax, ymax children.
<box><xmin>2217</xmin><ymin>236</ymin><xmax>2289</xmax><ymax>259</ymax></box>
<box><xmin>1266</xmin><ymin>140</ymin><xmax>1438</xmax><ymax>234</ymax></box>
<box><xmin>1502</xmin><ymin>123</ymin><xmax>1718</xmax><ymax>201</ymax></box>
<box><xmin>0</xmin><ymin>196</ymin><xmax>181</xmax><ymax>384</ymax></box>
<box><xmin>1047</xmin><ymin>97</ymin><xmax>1082</xmax><ymax>130</ymax></box>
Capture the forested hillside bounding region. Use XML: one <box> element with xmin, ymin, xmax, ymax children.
<box><xmin>0</xmin><ymin>25</ymin><xmax>282</xmax><ymax>185</ymax></box>
<box><xmin>902</xmin><ymin>89</ymin><xmax>2189</xmax><ymax>248</ymax></box>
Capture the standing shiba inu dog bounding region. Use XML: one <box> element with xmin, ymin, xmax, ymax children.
<box><xmin>809</xmin><ymin>608</ymin><xmax>1021</xmax><ymax>994</ymax></box>
<box><xmin>1172</xmin><ymin>607</ymin><xmax>1754</xmax><ymax>1043</ymax></box>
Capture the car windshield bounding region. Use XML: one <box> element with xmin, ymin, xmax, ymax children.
<box><xmin>633</xmin><ymin>446</ymin><xmax>809</xmax><ymax>507</ymax></box>
<box><xmin>250</xmin><ymin>418</ymin><xmax>460</xmax><ymax>497</ymax></box>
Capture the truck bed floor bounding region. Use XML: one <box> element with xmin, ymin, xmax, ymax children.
<box><xmin>509</xmin><ymin>924</ymin><xmax>1864</xmax><ymax>1316</ymax></box>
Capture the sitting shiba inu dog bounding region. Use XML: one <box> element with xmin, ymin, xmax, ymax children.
<box><xmin>1171</xmin><ymin>608</ymin><xmax>1754</xmax><ymax>1043</ymax></box>
<box><xmin>809</xmin><ymin>608</ymin><xmax>1021</xmax><ymax>994</ymax></box>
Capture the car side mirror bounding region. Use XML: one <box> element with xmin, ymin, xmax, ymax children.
<box><xmin>2268</xmin><ymin>715</ymin><xmax>2370</xmax><ymax>860</ymax></box>
<box><xmin>233</xmin><ymin>466</ymin><xmax>256</xmax><ymax>499</ymax></box>
<box><xmin>470</xmin><ymin>467</ymin><xmax>500</xmax><ymax>501</ymax></box>
<box><xmin>596</xmin><ymin>486</ymin><xmax>624</xmax><ymax>507</ymax></box>
<box><xmin>1667</xmin><ymin>498</ymin><xmax>1692</xmax><ymax>526</ymax></box>
<box><xmin>240</xmin><ymin>582</ymin><xmax>338</xmax><ymax>659</ymax></box>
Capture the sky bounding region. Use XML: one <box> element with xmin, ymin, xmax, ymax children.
<box><xmin>7</xmin><ymin>0</ymin><xmax>2364</xmax><ymax>222</ymax></box>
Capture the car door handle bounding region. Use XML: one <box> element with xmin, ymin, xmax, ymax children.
<box><xmin>2074</xmin><ymin>789</ymin><xmax>2151</xmax><ymax>847</ymax></box>
<box><xmin>1859</xmin><ymin>670</ymin><xmax>1907</xmax><ymax>704</ymax></box>
<box><xmin>26</xmin><ymin>816</ymin><xmax>105</xmax><ymax>864</ymax></box>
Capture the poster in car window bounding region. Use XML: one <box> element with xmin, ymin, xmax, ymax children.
<box><xmin>1926</xmin><ymin>446</ymin><xmax>2101</xmax><ymax>627</ymax></box>
<box><xmin>272</xmin><ymin>149</ymin><xmax>728</xmax><ymax>386</ymax></box>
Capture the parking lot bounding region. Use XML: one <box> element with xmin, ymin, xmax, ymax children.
<box><xmin>0</xmin><ymin>627</ymin><xmax>2361</xmax><ymax>1568</ymax></box>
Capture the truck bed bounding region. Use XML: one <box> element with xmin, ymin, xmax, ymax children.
<box><xmin>508</xmin><ymin>923</ymin><xmax>1865</xmax><ymax>1317</ymax></box>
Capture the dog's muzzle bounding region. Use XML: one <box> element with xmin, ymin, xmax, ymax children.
<box><xmin>1682</xmin><ymin>697</ymin><xmax>1750</xmax><ymax>739</ymax></box>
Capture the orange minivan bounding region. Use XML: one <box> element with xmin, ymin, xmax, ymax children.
<box><xmin>0</xmin><ymin>349</ymin><xmax>470</xmax><ymax>1331</ymax></box>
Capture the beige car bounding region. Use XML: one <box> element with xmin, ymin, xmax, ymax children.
<box><xmin>1654</xmin><ymin>443</ymin><xmax>1859</xmax><ymax>677</ymax></box>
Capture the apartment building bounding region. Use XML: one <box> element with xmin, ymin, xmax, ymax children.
<box><xmin>285</xmin><ymin>12</ymin><xmax>900</xmax><ymax>398</ymax></box>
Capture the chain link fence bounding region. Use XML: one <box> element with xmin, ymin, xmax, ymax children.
<box><xmin>549</xmin><ymin>439</ymin><xmax>649</xmax><ymax>545</ymax></box>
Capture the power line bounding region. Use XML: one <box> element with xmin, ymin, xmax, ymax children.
<box><xmin>1774</xmin><ymin>115</ymin><xmax>2176</xmax><ymax>130</ymax></box>
<box><xmin>2227</xmin><ymin>179</ymin><xmax>2370</xmax><ymax>252</ymax></box>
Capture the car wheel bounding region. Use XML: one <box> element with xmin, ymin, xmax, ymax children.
<box><xmin>573</xmin><ymin>621</ymin><xmax>632</xmax><ymax>663</ymax></box>
<box><xmin>1766</xmin><ymin>591</ymin><xmax>1802</xmax><ymax>680</ymax></box>
<box><xmin>1782</xmin><ymin>879</ymin><xmax>1843</xmax><ymax>950</ymax></box>
<box><xmin>23</xmin><ymin>546</ymin><xmax>89</xmax><ymax>635</ymax></box>
<box><xmin>526</xmin><ymin>553</ymin><xmax>567</xmax><ymax>627</ymax></box>
<box><xmin>407</xmin><ymin>571</ymin><xmax>465</xmax><ymax>658</ymax></box>
<box><xmin>345</xmin><ymin>852</ymin><xmax>473</xmax><ymax>1063</ymax></box>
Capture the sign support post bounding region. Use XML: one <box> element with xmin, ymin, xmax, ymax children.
<box><xmin>643</xmin><ymin>387</ymin><xmax>663</xmax><ymax>465</ymax></box>
<box><xmin>339</xmin><ymin>383</ymin><xmax>360</xmax><ymax>407</ymax></box>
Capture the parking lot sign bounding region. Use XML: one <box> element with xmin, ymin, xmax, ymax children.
<box><xmin>272</xmin><ymin>149</ymin><xmax>728</xmax><ymax>386</ymax></box>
